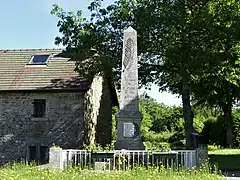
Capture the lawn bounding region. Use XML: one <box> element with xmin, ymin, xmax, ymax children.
<box><xmin>0</xmin><ymin>164</ymin><xmax>222</xmax><ymax>180</ymax></box>
<box><xmin>209</xmin><ymin>149</ymin><xmax>240</xmax><ymax>155</ymax></box>
<box><xmin>209</xmin><ymin>148</ymin><xmax>240</xmax><ymax>171</ymax></box>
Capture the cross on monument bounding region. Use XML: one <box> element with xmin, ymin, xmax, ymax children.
<box><xmin>114</xmin><ymin>27</ymin><xmax>145</xmax><ymax>150</ymax></box>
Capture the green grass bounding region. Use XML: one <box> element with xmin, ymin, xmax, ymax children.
<box><xmin>0</xmin><ymin>163</ymin><xmax>222</xmax><ymax>180</ymax></box>
<box><xmin>209</xmin><ymin>149</ymin><xmax>240</xmax><ymax>155</ymax></box>
<box><xmin>209</xmin><ymin>154</ymin><xmax>240</xmax><ymax>171</ymax></box>
<box><xmin>208</xmin><ymin>148</ymin><xmax>240</xmax><ymax>171</ymax></box>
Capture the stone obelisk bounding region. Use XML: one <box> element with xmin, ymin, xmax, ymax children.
<box><xmin>114</xmin><ymin>27</ymin><xmax>145</xmax><ymax>150</ymax></box>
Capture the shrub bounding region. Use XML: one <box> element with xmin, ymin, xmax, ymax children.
<box><xmin>208</xmin><ymin>145</ymin><xmax>221</xmax><ymax>151</ymax></box>
<box><xmin>201</xmin><ymin>116</ymin><xmax>226</xmax><ymax>146</ymax></box>
<box><xmin>143</xmin><ymin>131</ymin><xmax>173</xmax><ymax>143</ymax></box>
<box><xmin>232</xmin><ymin>109</ymin><xmax>240</xmax><ymax>147</ymax></box>
<box><xmin>144</xmin><ymin>141</ymin><xmax>171</xmax><ymax>151</ymax></box>
<box><xmin>168</xmin><ymin>118</ymin><xmax>185</xmax><ymax>143</ymax></box>
<box><xmin>201</xmin><ymin>110</ymin><xmax>240</xmax><ymax>147</ymax></box>
<box><xmin>194</xmin><ymin>116</ymin><xmax>205</xmax><ymax>133</ymax></box>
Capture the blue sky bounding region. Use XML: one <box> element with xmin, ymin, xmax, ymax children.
<box><xmin>0</xmin><ymin>0</ymin><xmax>181</xmax><ymax>106</ymax></box>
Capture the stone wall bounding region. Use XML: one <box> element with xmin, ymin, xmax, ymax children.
<box><xmin>196</xmin><ymin>144</ymin><xmax>208</xmax><ymax>166</ymax></box>
<box><xmin>84</xmin><ymin>76</ymin><xmax>113</xmax><ymax>148</ymax></box>
<box><xmin>96</xmin><ymin>78</ymin><xmax>113</xmax><ymax>147</ymax></box>
<box><xmin>0</xmin><ymin>92</ymin><xmax>84</xmax><ymax>161</ymax></box>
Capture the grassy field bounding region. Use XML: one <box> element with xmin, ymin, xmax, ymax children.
<box><xmin>209</xmin><ymin>149</ymin><xmax>240</xmax><ymax>155</ymax></box>
<box><xmin>208</xmin><ymin>148</ymin><xmax>240</xmax><ymax>171</ymax></box>
<box><xmin>0</xmin><ymin>164</ymin><xmax>222</xmax><ymax>180</ymax></box>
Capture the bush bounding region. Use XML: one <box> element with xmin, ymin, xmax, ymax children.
<box><xmin>168</xmin><ymin>118</ymin><xmax>185</xmax><ymax>143</ymax></box>
<box><xmin>194</xmin><ymin>116</ymin><xmax>205</xmax><ymax>133</ymax></box>
<box><xmin>201</xmin><ymin>116</ymin><xmax>226</xmax><ymax>146</ymax></box>
<box><xmin>150</xmin><ymin>106</ymin><xmax>183</xmax><ymax>133</ymax></box>
<box><xmin>232</xmin><ymin>109</ymin><xmax>240</xmax><ymax>147</ymax></box>
<box><xmin>144</xmin><ymin>141</ymin><xmax>171</xmax><ymax>151</ymax></box>
<box><xmin>143</xmin><ymin>131</ymin><xmax>173</xmax><ymax>143</ymax></box>
<box><xmin>208</xmin><ymin>145</ymin><xmax>221</xmax><ymax>151</ymax></box>
<box><xmin>201</xmin><ymin>109</ymin><xmax>240</xmax><ymax>147</ymax></box>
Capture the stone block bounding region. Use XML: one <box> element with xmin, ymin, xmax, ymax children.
<box><xmin>49</xmin><ymin>147</ymin><xmax>63</xmax><ymax>170</ymax></box>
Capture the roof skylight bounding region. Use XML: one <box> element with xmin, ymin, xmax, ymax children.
<box><xmin>29</xmin><ymin>55</ymin><xmax>50</xmax><ymax>65</ymax></box>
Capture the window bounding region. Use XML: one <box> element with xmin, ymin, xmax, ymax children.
<box><xmin>28</xmin><ymin>146</ymin><xmax>37</xmax><ymax>162</ymax></box>
<box><xmin>29</xmin><ymin>55</ymin><xmax>50</xmax><ymax>65</ymax></box>
<box><xmin>33</xmin><ymin>99</ymin><xmax>46</xmax><ymax>118</ymax></box>
<box><xmin>28</xmin><ymin>145</ymin><xmax>49</xmax><ymax>164</ymax></box>
<box><xmin>40</xmin><ymin>146</ymin><xmax>49</xmax><ymax>164</ymax></box>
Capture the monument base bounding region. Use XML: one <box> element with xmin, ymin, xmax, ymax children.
<box><xmin>114</xmin><ymin>113</ymin><xmax>145</xmax><ymax>150</ymax></box>
<box><xmin>114</xmin><ymin>138</ymin><xmax>145</xmax><ymax>150</ymax></box>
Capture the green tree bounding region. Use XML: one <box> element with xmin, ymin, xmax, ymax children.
<box><xmin>51</xmin><ymin>0</ymin><xmax>199</xmax><ymax>148</ymax></box>
<box><xmin>134</xmin><ymin>0</ymin><xmax>240</xmax><ymax>148</ymax></box>
<box><xmin>139</xmin><ymin>93</ymin><xmax>185</xmax><ymax>144</ymax></box>
<box><xmin>132</xmin><ymin>0</ymin><xmax>215</xmax><ymax>148</ymax></box>
<box><xmin>51</xmin><ymin>0</ymin><xmax>240</xmax><ymax>148</ymax></box>
<box><xmin>191</xmin><ymin>0</ymin><xmax>240</xmax><ymax>146</ymax></box>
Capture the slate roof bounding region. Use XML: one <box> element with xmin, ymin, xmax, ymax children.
<box><xmin>0</xmin><ymin>49</ymin><xmax>91</xmax><ymax>91</ymax></box>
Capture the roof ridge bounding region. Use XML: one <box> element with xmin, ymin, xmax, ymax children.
<box><xmin>0</xmin><ymin>48</ymin><xmax>65</xmax><ymax>52</ymax></box>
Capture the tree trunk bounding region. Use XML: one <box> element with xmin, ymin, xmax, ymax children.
<box><xmin>182</xmin><ymin>69</ymin><xmax>195</xmax><ymax>149</ymax></box>
<box><xmin>222</xmin><ymin>99</ymin><xmax>233</xmax><ymax>147</ymax></box>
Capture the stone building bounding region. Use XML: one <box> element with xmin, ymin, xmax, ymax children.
<box><xmin>0</xmin><ymin>49</ymin><xmax>117</xmax><ymax>164</ymax></box>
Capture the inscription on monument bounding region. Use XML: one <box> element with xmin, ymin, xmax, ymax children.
<box><xmin>123</xmin><ymin>38</ymin><xmax>134</xmax><ymax>70</ymax></box>
<box><xmin>123</xmin><ymin>122</ymin><xmax>135</xmax><ymax>137</ymax></box>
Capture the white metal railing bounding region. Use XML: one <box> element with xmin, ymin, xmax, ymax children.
<box><xmin>56</xmin><ymin>149</ymin><xmax>197</xmax><ymax>170</ymax></box>
<box><xmin>62</xmin><ymin>149</ymin><xmax>90</xmax><ymax>169</ymax></box>
<box><xmin>176</xmin><ymin>150</ymin><xmax>197</xmax><ymax>168</ymax></box>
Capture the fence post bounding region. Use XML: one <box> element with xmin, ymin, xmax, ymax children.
<box><xmin>196</xmin><ymin>144</ymin><xmax>208</xmax><ymax>166</ymax></box>
<box><xmin>49</xmin><ymin>147</ymin><xmax>64</xmax><ymax>170</ymax></box>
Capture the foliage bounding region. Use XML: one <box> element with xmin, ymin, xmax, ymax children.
<box><xmin>208</xmin><ymin>145</ymin><xmax>221</xmax><ymax>152</ymax></box>
<box><xmin>191</xmin><ymin>0</ymin><xmax>240</xmax><ymax>147</ymax></box>
<box><xmin>232</xmin><ymin>108</ymin><xmax>240</xmax><ymax>147</ymax></box>
<box><xmin>83</xmin><ymin>142</ymin><xmax>114</xmax><ymax>152</ymax></box>
<box><xmin>50</xmin><ymin>2</ymin><xmax>125</xmax><ymax>86</ymax></box>
<box><xmin>139</xmin><ymin>95</ymin><xmax>208</xmax><ymax>146</ymax></box>
<box><xmin>139</xmin><ymin>94</ymin><xmax>183</xmax><ymax>137</ymax></box>
<box><xmin>111</xmin><ymin>106</ymin><xmax>119</xmax><ymax>141</ymax></box>
<box><xmin>168</xmin><ymin>118</ymin><xmax>185</xmax><ymax>144</ymax></box>
<box><xmin>199</xmin><ymin>108</ymin><xmax>240</xmax><ymax>147</ymax></box>
<box><xmin>0</xmin><ymin>163</ymin><xmax>221</xmax><ymax>180</ymax></box>
<box><xmin>139</xmin><ymin>98</ymin><xmax>240</xmax><ymax>149</ymax></box>
<box><xmin>143</xmin><ymin>131</ymin><xmax>172</xmax><ymax>143</ymax></box>
<box><xmin>139</xmin><ymin>94</ymin><xmax>184</xmax><ymax>147</ymax></box>
<box><xmin>193</xmin><ymin>116</ymin><xmax>206</xmax><ymax>134</ymax></box>
<box><xmin>50</xmin><ymin>144</ymin><xmax>61</xmax><ymax>149</ymax></box>
<box><xmin>201</xmin><ymin>116</ymin><xmax>226</xmax><ymax>146</ymax></box>
<box><xmin>132</xmin><ymin>0</ymin><xmax>222</xmax><ymax>149</ymax></box>
<box><xmin>51</xmin><ymin>0</ymin><xmax>240</xmax><ymax>149</ymax></box>
<box><xmin>209</xmin><ymin>149</ymin><xmax>240</xmax><ymax>155</ymax></box>
<box><xmin>139</xmin><ymin>96</ymin><xmax>153</xmax><ymax>136</ymax></box>
<box><xmin>144</xmin><ymin>141</ymin><xmax>170</xmax><ymax>151</ymax></box>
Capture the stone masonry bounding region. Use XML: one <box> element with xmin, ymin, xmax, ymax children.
<box><xmin>84</xmin><ymin>76</ymin><xmax>113</xmax><ymax>148</ymax></box>
<box><xmin>0</xmin><ymin>92</ymin><xmax>85</xmax><ymax>161</ymax></box>
<box><xmin>0</xmin><ymin>49</ymin><xmax>117</xmax><ymax>163</ymax></box>
<box><xmin>115</xmin><ymin>27</ymin><xmax>145</xmax><ymax>150</ymax></box>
